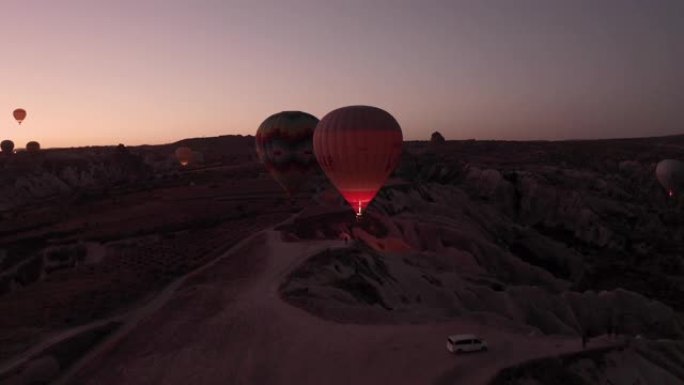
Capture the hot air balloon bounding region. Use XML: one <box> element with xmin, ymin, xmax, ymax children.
<box><xmin>430</xmin><ymin>131</ymin><xmax>445</xmax><ymax>144</ymax></box>
<box><xmin>1</xmin><ymin>140</ymin><xmax>15</xmax><ymax>154</ymax></box>
<box><xmin>313</xmin><ymin>105</ymin><xmax>403</xmax><ymax>217</ymax></box>
<box><xmin>13</xmin><ymin>109</ymin><xmax>26</xmax><ymax>125</ymax></box>
<box><xmin>255</xmin><ymin>111</ymin><xmax>319</xmax><ymax>197</ymax></box>
<box><xmin>175</xmin><ymin>147</ymin><xmax>193</xmax><ymax>166</ymax></box>
<box><xmin>656</xmin><ymin>159</ymin><xmax>684</xmax><ymax>197</ymax></box>
<box><xmin>26</xmin><ymin>141</ymin><xmax>40</xmax><ymax>152</ymax></box>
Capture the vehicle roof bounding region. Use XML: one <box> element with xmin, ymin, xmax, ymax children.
<box><xmin>447</xmin><ymin>334</ymin><xmax>478</xmax><ymax>340</ymax></box>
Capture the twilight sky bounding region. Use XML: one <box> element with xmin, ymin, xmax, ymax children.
<box><xmin>1</xmin><ymin>0</ymin><xmax>683</xmax><ymax>148</ymax></box>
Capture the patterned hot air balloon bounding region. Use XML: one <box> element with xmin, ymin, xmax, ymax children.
<box><xmin>313</xmin><ymin>105</ymin><xmax>403</xmax><ymax>217</ymax></box>
<box><xmin>255</xmin><ymin>111</ymin><xmax>319</xmax><ymax>197</ymax></box>
<box><xmin>26</xmin><ymin>141</ymin><xmax>41</xmax><ymax>152</ymax></box>
<box><xmin>656</xmin><ymin>159</ymin><xmax>684</xmax><ymax>198</ymax></box>
<box><xmin>175</xmin><ymin>147</ymin><xmax>193</xmax><ymax>166</ymax></box>
<box><xmin>13</xmin><ymin>109</ymin><xmax>26</xmax><ymax>125</ymax></box>
<box><xmin>1</xmin><ymin>140</ymin><xmax>15</xmax><ymax>154</ymax></box>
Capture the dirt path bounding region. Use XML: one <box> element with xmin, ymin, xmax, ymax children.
<box><xmin>60</xmin><ymin>229</ymin><xmax>618</xmax><ymax>385</ymax></box>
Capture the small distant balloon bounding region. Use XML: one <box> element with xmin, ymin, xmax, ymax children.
<box><xmin>430</xmin><ymin>131</ymin><xmax>445</xmax><ymax>144</ymax></box>
<box><xmin>26</xmin><ymin>141</ymin><xmax>40</xmax><ymax>152</ymax></box>
<box><xmin>255</xmin><ymin>111</ymin><xmax>319</xmax><ymax>197</ymax></box>
<box><xmin>175</xmin><ymin>146</ymin><xmax>193</xmax><ymax>166</ymax></box>
<box><xmin>313</xmin><ymin>105</ymin><xmax>403</xmax><ymax>217</ymax></box>
<box><xmin>655</xmin><ymin>159</ymin><xmax>684</xmax><ymax>198</ymax></box>
<box><xmin>13</xmin><ymin>109</ymin><xmax>26</xmax><ymax>125</ymax></box>
<box><xmin>1</xmin><ymin>140</ymin><xmax>15</xmax><ymax>154</ymax></box>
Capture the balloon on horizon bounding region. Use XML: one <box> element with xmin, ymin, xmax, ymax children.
<box><xmin>314</xmin><ymin>105</ymin><xmax>403</xmax><ymax>217</ymax></box>
<box><xmin>430</xmin><ymin>131</ymin><xmax>446</xmax><ymax>144</ymax></box>
<box><xmin>175</xmin><ymin>146</ymin><xmax>193</xmax><ymax>166</ymax></box>
<box><xmin>1</xmin><ymin>140</ymin><xmax>15</xmax><ymax>155</ymax></box>
<box><xmin>13</xmin><ymin>109</ymin><xmax>26</xmax><ymax>125</ymax></box>
<box><xmin>26</xmin><ymin>141</ymin><xmax>41</xmax><ymax>152</ymax></box>
<box><xmin>255</xmin><ymin>110</ymin><xmax>319</xmax><ymax>198</ymax></box>
<box><xmin>655</xmin><ymin>159</ymin><xmax>684</xmax><ymax>198</ymax></box>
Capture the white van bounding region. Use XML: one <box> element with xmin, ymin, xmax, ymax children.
<box><xmin>446</xmin><ymin>334</ymin><xmax>488</xmax><ymax>353</ymax></box>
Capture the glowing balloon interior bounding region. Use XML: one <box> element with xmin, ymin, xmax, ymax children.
<box><xmin>175</xmin><ymin>147</ymin><xmax>193</xmax><ymax>166</ymax></box>
<box><xmin>314</xmin><ymin>105</ymin><xmax>403</xmax><ymax>217</ymax></box>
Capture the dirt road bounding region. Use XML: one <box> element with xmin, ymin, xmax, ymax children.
<box><xmin>62</xmin><ymin>229</ymin><xmax>617</xmax><ymax>385</ymax></box>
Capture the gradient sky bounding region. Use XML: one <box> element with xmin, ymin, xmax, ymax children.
<box><xmin>1</xmin><ymin>0</ymin><xmax>683</xmax><ymax>148</ymax></box>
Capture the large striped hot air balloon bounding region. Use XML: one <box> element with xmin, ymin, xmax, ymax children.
<box><xmin>13</xmin><ymin>109</ymin><xmax>26</xmax><ymax>125</ymax></box>
<box><xmin>255</xmin><ymin>111</ymin><xmax>319</xmax><ymax>197</ymax></box>
<box><xmin>313</xmin><ymin>105</ymin><xmax>403</xmax><ymax>217</ymax></box>
<box><xmin>656</xmin><ymin>159</ymin><xmax>684</xmax><ymax>198</ymax></box>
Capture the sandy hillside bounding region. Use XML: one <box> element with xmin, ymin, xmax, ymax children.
<box><xmin>54</xmin><ymin>228</ymin><xmax>618</xmax><ymax>385</ymax></box>
<box><xmin>1</xmin><ymin>135</ymin><xmax>683</xmax><ymax>384</ymax></box>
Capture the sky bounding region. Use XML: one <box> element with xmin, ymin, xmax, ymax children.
<box><xmin>1</xmin><ymin>0</ymin><xmax>683</xmax><ymax>148</ymax></box>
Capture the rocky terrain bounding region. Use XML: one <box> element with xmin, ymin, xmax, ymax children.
<box><xmin>278</xmin><ymin>135</ymin><xmax>684</xmax><ymax>383</ymax></box>
<box><xmin>0</xmin><ymin>136</ymin><xmax>296</xmax><ymax>382</ymax></box>
<box><xmin>492</xmin><ymin>339</ymin><xmax>684</xmax><ymax>385</ymax></box>
<box><xmin>1</xmin><ymin>134</ymin><xmax>683</xmax><ymax>384</ymax></box>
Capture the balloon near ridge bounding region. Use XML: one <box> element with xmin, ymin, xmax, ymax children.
<box><xmin>656</xmin><ymin>159</ymin><xmax>684</xmax><ymax>198</ymax></box>
<box><xmin>175</xmin><ymin>146</ymin><xmax>193</xmax><ymax>166</ymax></box>
<box><xmin>1</xmin><ymin>140</ymin><xmax>15</xmax><ymax>154</ymax></box>
<box><xmin>313</xmin><ymin>105</ymin><xmax>403</xmax><ymax>217</ymax></box>
<box><xmin>255</xmin><ymin>111</ymin><xmax>319</xmax><ymax>197</ymax></box>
